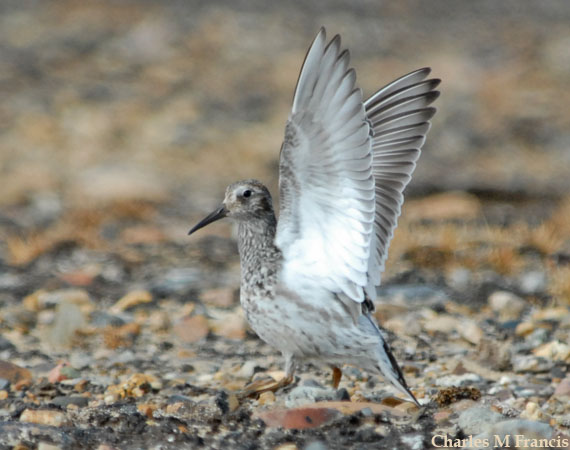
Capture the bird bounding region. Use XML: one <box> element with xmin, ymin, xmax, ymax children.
<box><xmin>189</xmin><ymin>28</ymin><xmax>439</xmax><ymax>406</ymax></box>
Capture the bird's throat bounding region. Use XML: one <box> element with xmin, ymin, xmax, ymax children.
<box><xmin>237</xmin><ymin>215</ymin><xmax>281</xmax><ymax>279</ymax></box>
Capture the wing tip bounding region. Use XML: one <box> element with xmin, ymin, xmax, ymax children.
<box><xmin>292</xmin><ymin>28</ymin><xmax>328</xmax><ymax>113</ymax></box>
<box><xmin>425</xmin><ymin>90</ymin><xmax>441</xmax><ymax>105</ymax></box>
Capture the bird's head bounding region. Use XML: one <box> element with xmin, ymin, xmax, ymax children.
<box><xmin>188</xmin><ymin>179</ymin><xmax>274</xmax><ymax>235</ymax></box>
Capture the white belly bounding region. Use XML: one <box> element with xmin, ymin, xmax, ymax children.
<box><xmin>242</xmin><ymin>275</ymin><xmax>377</xmax><ymax>363</ymax></box>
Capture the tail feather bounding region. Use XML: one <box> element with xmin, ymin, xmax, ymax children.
<box><xmin>379</xmin><ymin>336</ymin><xmax>420</xmax><ymax>406</ymax></box>
<box><xmin>362</xmin><ymin>313</ymin><xmax>420</xmax><ymax>406</ymax></box>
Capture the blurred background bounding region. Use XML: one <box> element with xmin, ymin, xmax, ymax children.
<box><xmin>0</xmin><ymin>3</ymin><xmax>569</xmax><ymax>445</ymax></box>
<box><xmin>0</xmin><ymin>0</ymin><xmax>569</xmax><ymax>303</ymax></box>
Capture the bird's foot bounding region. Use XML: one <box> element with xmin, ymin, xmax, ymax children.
<box><xmin>237</xmin><ymin>375</ymin><xmax>294</xmax><ymax>400</ymax></box>
<box><xmin>331</xmin><ymin>367</ymin><xmax>342</xmax><ymax>389</ymax></box>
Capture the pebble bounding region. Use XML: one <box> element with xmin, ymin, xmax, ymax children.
<box><xmin>274</xmin><ymin>444</ymin><xmax>298</xmax><ymax>450</ymax></box>
<box><xmin>525</xmin><ymin>328</ymin><xmax>550</xmax><ymax>347</ymax></box>
<box><xmin>0</xmin><ymin>379</ymin><xmax>10</xmax><ymax>390</ymax></box>
<box><xmin>531</xmin><ymin>307</ymin><xmax>569</xmax><ymax>322</ymax></box>
<box><xmin>458</xmin><ymin>407</ymin><xmax>503</xmax><ymax>435</ymax></box>
<box><xmin>0</xmin><ymin>273</ymin><xmax>25</xmax><ymax>290</ymax></box>
<box><xmin>106</xmin><ymin>349</ymin><xmax>136</xmax><ymax>365</ymax></box>
<box><xmin>51</xmin><ymin>396</ymin><xmax>89</xmax><ymax>408</ymax></box>
<box><xmin>519</xmin><ymin>271</ymin><xmax>547</xmax><ymax>294</ymax></box>
<box><xmin>488</xmin><ymin>291</ymin><xmax>526</xmax><ymax>320</ymax></box>
<box><xmin>256</xmin><ymin>406</ymin><xmax>342</xmax><ymax>430</ymax></box>
<box><xmin>0</xmin><ymin>360</ymin><xmax>32</xmax><ymax>385</ymax></box>
<box><xmin>285</xmin><ymin>385</ymin><xmax>346</xmax><ymax>408</ymax></box>
<box><xmin>90</xmin><ymin>311</ymin><xmax>126</xmax><ymax>328</ymax></box>
<box><xmin>521</xmin><ymin>401</ymin><xmax>543</xmax><ymax>421</ymax></box>
<box><xmin>69</xmin><ymin>353</ymin><xmax>95</xmax><ymax>370</ymax></box>
<box><xmin>304</xmin><ymin>441</ymin><xmax>328</xmax><ymax>450</ymax></box>
<box><xmin>533</xmin><ymin>341</ymin><xmax>570</xmax><ymax>362</ymax></box>
<box><xmin>435</xmin><ymin>374</ymin><xmax>482</xmax><ymax>388</ymax></box>
<box><xmin>476</xmin><ymin>338</ymin><xmax>511</xmax><ymax>370</ymax></box>
<box><xmin>48</xmin><ymin>362</ymin><xmax>81</xmax><ymax>383</ymax></box>
<box><xmin>150</xmin><ymin>268</ymin><xmax>202</xmax><ymax>296</ymax></box>
<box><xmin>167</xmin><ymin>394</ymin><xmax>195</xmax><ymax>405</ymax></box>
<box><xmin>20</xmin><ymin>409</ymin><xmax>70</xmax><ymax>427</ymax></box>
<box><xmin>147</xmin><ymin>310</ymin><xmax>171</xmax><ymax>332</ymax></box>
<box><xmin>376</xmin><ymin>284</ymin><xmax>449</xmax><ymax>308</ymax></box>
<box><xmin>422</xmin><ymin>314</ymin><xmax>457</xmax><ymax>334</ymax></box>
<box><xmin>46</xmin><ymin>300</ymin><xmax>87</xmax><ymax>349</ymax></box>
<box><xmin>58</xmin><ymin>268</ymin><xmax>97</xmax><ymax>287</ymax></box>
<box><xmin>105</xmin><ymin>373</ymin><xmax>161</xmax><ymax>403</ymax></box>
<box><xmin>515</xmin><ymin>321</ymin><xmax>536</xmax><ymax>337</ymax></box>
<box><xmin>209</xmin><ymin>311</ymin><xmax>246</xmax><ymax>340</ymax></box>
<box><xmin>0</xmin><ymin>336</ymin><xmax>16</xmax><ymax>352</ymax></box>
<box><xmin>512</xmin><ymin>355</ymin><xmax>554</xmax><ymax>373</ymax></box>
<box><xmin>38</xmin><ymin>443</ymin><xmax>63</xmax><ymax>450</ymax></box>
<box><xmin>457</xmin><ymin>319</ymin><xmax>483</xmax><ymax>345</ymax></box>
<box><xmin>433</xmin><ymin>410</ymin><xmax>452</xmax><ymax>423</ymax></box>
<box><xmin>194</xmin><ymin>392</ymin><xmax>237</xmax><ymax>418</ymax></box>
<box><xmin>400</xmin><ymin>433</ymin><xmax>425</xmax><ymax>450</ymax></box>
<box><xmin>236</xmin><ymin>361</ymin><xmax>259</xmax><ymax>379</ymax></box>
<box><xmin>201</xmin><ymin>288</ymin><xmax>236</xmax><ymax>307</ymax></box>
<box><xmin>447</xmin><ymin>268</ymin><xmax>472</xmax><ymax>290</ymax></box>
<box><xmin>27</xmin><ymin>289</ymin><xmax>92</xmax><ymax>311</ymax></box>
<box><xmin>554</xmin><ymin>377</ymin><xmax>570</xmax><ymax>397</ymax></box>
<box><xmin>258</xmin><ymin>391</ymin><xmax>275</xmax><ymax>406</ymax></box>
<box><xmin>173</xmin><ymin>315</ymin><xmax>209</xmax><ymax>343</ymax></box>
<box><xmin>103</xmin><ymin>322</ymin><xmax>141</xmax><ymax>349</ymax></box>
<box><xmin>110</xmin><ymin>290</ymin><xmax>153</xmax><ymax>313</ymax></box>
<box><xmin>471</xmin><ymin>419</ymin><xmax>554</xmax><ymax>450</ymax></box>
<box><xmin>3</xmin><ymin>309</ymin><xmax>37</xmax><ymax>332</ymax></box>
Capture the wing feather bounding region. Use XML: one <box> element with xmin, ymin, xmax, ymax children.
<box><xmin>365</xmin><ymin>69</ymin><xmax>440</xmax><ymax>298</ymax></box>
<box><xmin>277</xmin><ymin>28</ymin><xmax>439</xmax><ymax>319</ymax></box>
<box><xmin>277</xmin><ymin>29</ymin><xmax>373</xmax><ymax>315</ymax></box>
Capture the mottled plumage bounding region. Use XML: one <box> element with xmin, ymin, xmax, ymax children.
<box><xmin>189</xmin><ymin>28</ymin><xmax>439</xmax><ymax>405</ymax></box>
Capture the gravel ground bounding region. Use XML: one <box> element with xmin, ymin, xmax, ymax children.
<box><xmin>0</xmin><ymin>1</ymin><xmax>569</xmax><ymax>449</ymax></box>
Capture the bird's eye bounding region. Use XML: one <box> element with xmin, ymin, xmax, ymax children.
<box><xmin>243</xmin><ymin>190</ymin><xmax>252</xmax><ymax>198</ymax></box>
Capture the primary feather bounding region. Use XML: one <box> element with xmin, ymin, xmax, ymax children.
<box><xmin>276</xmin><ymin>28</ymin><xmax>440</xmax><ymax>316</ymax></box>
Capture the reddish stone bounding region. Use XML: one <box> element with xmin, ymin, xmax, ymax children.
<box><xmin>256</xmin><ymin>401</ymin><xmax>406</xmax><ymax>430</ymax></box>
<box><xmin>58</xmin><ymin>270</ymin><xmax>95</xmax><ymax>287</ymax></box>
<box><xmin>0</xmin><ymin>360</ymin><xmax>32</xmax><ymax>385</ymax></box>
<box><xmin>173</xmin><ymin>315</ymin><xmax>209</xmax><ymax>343</ymax></box>
<box><xmin>554</xmin><ymin>377</ymin><xmax>570</xmax><ymax>397</ymax></box>
<box><xmin>257</xmin><ymin>406</ymin><xmax>341</xmax><ymax>430</ymax></box>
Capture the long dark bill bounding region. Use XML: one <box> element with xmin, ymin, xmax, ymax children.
<box><xmin>188</xmin><ymin>205</ymin><xmax>228</xmax><ymax>235</ymax></box>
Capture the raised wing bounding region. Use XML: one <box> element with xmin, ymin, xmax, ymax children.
<box><xmin>364</xmin><ymin>69</ymin><xmax>440</xmax><ymax>300</ymax></box>
<box><xmin>276</xmin><ymin>28</ymin><xmax>375</xmax><ymax>308</ymax></box>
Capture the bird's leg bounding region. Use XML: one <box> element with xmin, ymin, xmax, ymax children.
<box><xmin>237</xmin><ymin>355</ymin><xmax>296</xmax><ymax>399</ymax></box>
<box><xmin>331</xmin><ymin>366</ymin><xmax>342</xmax><ymax>389</ymax></box>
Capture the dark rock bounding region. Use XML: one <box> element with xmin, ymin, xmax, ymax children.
<box><xmin>51</xmin><ymin>395</ymin><xmax>89</xmax><ymax>408</ymax></box>
<box><xmin>167</xmin><ymin>394</ymin><xmax>195</xmax><ymax>405</ymax></box>
<box><xmin>0</xmin><ymin>336</ymin><xmax>16</xmax><ymax>352</ymax></box>
<box><xmin>377</xmin><ymin>284</ymin><xmax>449</xmax><ymax>309</ymax></box>
<box><xmin>335</xmin><ymin>388</ymin><xmax>351</xmax><ymax>401</ymax></box>
<box><xmin>150</xmin><ymin>268</ymin><xmax>202</xmax><ymax>297</ymax></box>
<box><xmin>90</xmin><ymin>311</ymin><xmax>127</xmax><ymax>328</ymax></box>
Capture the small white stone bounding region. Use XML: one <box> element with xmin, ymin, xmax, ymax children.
<box><xmin>435</xmin><ymin>373</ymin><xmax>482</xmax><ymax>387</ymax></box>
<box><xmin>401</xmin><ymin>434</ymin><xmax>425</xmax><ymax>450</ymax></box>
<box><xmin>488</xmin><ymin>291</ymin><xmax>526</xmax><ymax>320</ymax></box>
<box><xmin>519</xmin><ymin>271</ymin><xmax>546</xmax><ymax>294</ymax></box>
<box><xmin>499</xmin><ymin>375</ymin><xmax>512</xmax><ymax>385</ymax></box>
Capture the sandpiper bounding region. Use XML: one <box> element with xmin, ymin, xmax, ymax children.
<box><xmin>189</xmin><ymin>28</ymin><xmax>439</xmax><ymax>405</ymax></box>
